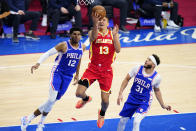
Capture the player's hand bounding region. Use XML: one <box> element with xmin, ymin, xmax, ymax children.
<box><xmin>75</xmin><ymin>5</ymin><xmax>81</xmax><ymax>11</ymax></box>
<box><xmin>112</xmin><ymin>24</ymin><xmax>119</xmax><ymax>36</ymax></box>
<box><xmin>92</xmin><ymin>12</ymin><xmax>102</xmax><ymax>24</ymax></box>
<box><xmin>18</xmin><ymin>10</ymin><xmax>25</xmax><ymax>15</ymax></box>
<box><xmin>162</xmin><ymin>2</ymin><xmax>168</xmax><ymax>7</ymax></box>
<box><xmin>162</xmin><ymin>105</ymin><xmax>172</xmax><ymax>111</ymax></box>
<box><xmin>61</xmin><ymin>7</ymin><xmax>69</xmax><ymax>14</ymax></box>
<box><xmin>117</xmin><ymin>94</ymin><xmax>123</xmax><ymax>105</ymax></box>
<box><xmin>170</xmin><ymin>1</ymin><xmax>174</xmax><ymax>7</ymax></box>
<box><xmin>31</xmin><ymin>63</ymin><xmax>40</xmax><ymax>74</ymax></box>
<box><xmin>73</xmin><ymin>75</ymin><xmax>79</xmax><ymax>85</ymax></box>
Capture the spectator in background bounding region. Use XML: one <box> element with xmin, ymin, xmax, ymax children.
<box><xmin>88</xmin><ymin>0</ymin><xmax>129</xmax><ymax>33</ymax></box>
<box><xmin>48</xmin><ymin>0</ymin><xmax>82</xmax><ymax>39</ymax></box>
<box><xmin>40</xmin><ymin>0</ymin><xmax>48</xmax><ymax>27</ymax></box>
<box><xmin>142</xmin><ymin>0</ymin><xmax>180</xmax><ymax>32</ymax></box>
<box><xmin>0</xmin><ymin>0</ymin><xmax>10</xmax><ymax>37</ymax></box>
<box><xmin>7</xmin><ymin>0</ymin><xmax>41</xmax><ymax>43</ymax></box>
<box><xmin>26</xmin><ymin>0</ymin><xmax>48</xmax><ymax>27</ymax></box>
<box><xmin>0</xmin><ymin>0</ymin><xmax>10</xmax><ymax>19</ymax></box>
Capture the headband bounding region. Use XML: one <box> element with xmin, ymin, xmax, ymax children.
<box><xmin>149</xmin><ymin>55</ymin><xmax>157</xmax><ymax>66</ymax></box>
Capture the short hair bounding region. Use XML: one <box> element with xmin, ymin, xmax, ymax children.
<box><xmin>152</xmin><ymin>54</ymin><xmax>160</xmax><ymax>66</ymax></box>
<box><xmin>70</xmin><ymin>27</ymin><xmax>83</xmax><ymax>35</ymax></box>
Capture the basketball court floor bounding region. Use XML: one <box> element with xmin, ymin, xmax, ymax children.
<box><xmin>0</xmin><ymin>26</ymin><xmax>196</xmax><ymax>131</ymax></box>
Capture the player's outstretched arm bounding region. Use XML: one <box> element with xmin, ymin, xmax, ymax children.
<box><xmin>89</xmin><ymin>12</ymin><xmax>101</xmax><ymax>42</ymax></box>
<box><xmin>154</xmin><ymin>88</ymin><xmax>171</xmax><ymax>111</ymax></box>
<box><xmin>31</xmin><ymin>42</ymin><xmax>67</xmax><ymax>74</ymax></box>
<box><xmin>117</xmin><ymin>74</ymin><xmax>131</xmax><ymax>105</ymax></box>
<box><xmin>112</xmin><ymin>24</ymin><xmax>121</xmax><ymax>53</ymax></box>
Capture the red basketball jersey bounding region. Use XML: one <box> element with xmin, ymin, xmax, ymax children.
<box><xmin>89</xmin><ymin>29</ymin><xmax>116</xmax><ymax>68</ymax></box>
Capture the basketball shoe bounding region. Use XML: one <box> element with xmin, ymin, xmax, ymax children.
<box><xmin>21</xmin><ymin>116</ymin><xmax>30</xmax><ymax>131</ymax></box>
<box><xmin>97</xmin><ymin>109</ymin><xmax>105</xmax><ymax>128</ymax></box>
<box><xmin>75</xmin><ymin>96</ymin><xmax>92</xmax><ymax>109</ymax></box>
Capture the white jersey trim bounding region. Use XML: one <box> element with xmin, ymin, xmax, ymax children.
<box><xmin>128</xmin><ymin>65</ymin><xmax>161</xmax><ymax>88</ymax></box>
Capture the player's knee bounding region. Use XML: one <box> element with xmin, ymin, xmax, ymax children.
<box><xmin>78</xmin><ymin>79</ymin><xmax>89</xmax><ymax>88</ymax></box>
<box><xmin>48</xmin><ymin>96</ymin><xmax>56</xmax><ymax>103</ymax></box>
<box><xmin>75</xmin><ymin>91</ymin><xmax>82</xmax><ymax>97</ymax></box>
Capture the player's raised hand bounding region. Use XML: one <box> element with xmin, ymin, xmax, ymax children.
<box><xmin>117</xmin><ymin>94</ymin><xmax>123</xmax><ymax>105</ymax></box>
<box><xmin>31</xmin><ymin>63</ymin><xmax>40</xmax><ymax>74</ymax></box>
<box><xmin>112</xmin><ymin>24</ymin><xmax>119</xmax><ymax>36</ymax></box>
<box><xmin>73</xmin><ymin>75</ymin><xmax>79</xmax><ymax>85</ymax></box>
<box><xmin>92</xmin><ymin>12</ymin><xmax>102</xmax><ymax>24</ymax></box>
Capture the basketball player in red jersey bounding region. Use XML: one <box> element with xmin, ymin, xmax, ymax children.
<box><xmin>75</xmin><ymin>12</ymin><xmax>121</xmax><ymax>128</ymax></box>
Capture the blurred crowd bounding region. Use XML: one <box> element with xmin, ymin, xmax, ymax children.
<box><xmin>0</xmin><ymin>0</ymin><xmax>181</xmax><ymax>43</ymax></box>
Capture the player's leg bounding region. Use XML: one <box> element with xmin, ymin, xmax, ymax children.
<box><xmin>75</xmin><ymin>67</ymin><xmax>96</xmax><ymax>108</ymax></box>
<box><xmin>117</xmin><ymin>99</ymin><xmax>138</xmax><ymax>131</ymax></box>
<box><xmin>97</xmin><ymin>69</ymin><xmax>113</xmax><ymax>128</ymax></box>
<box><xmin>132</xmin><ymin>102</ymin><xmax>150</xmax><ymax>131</ymax></box>
<box><xmin>100</xmin><ymin>91</ymin><xmax>110</xmax><ymax>114</ymax></box>
<box><xmin>37</xmin><ymin>73</ymin><xmax>72</xmax><ymax>131</ymax></box>
<box><xmin>21</xmin><ymin>86</ymin><xmax>58</xmax><ymax>131</ymax></box>
<box><xmin>132</xmin><ymin>113</ymin><xmax>146</xmax><ymax>131</ymax></box>
<box><xmin>75</xmin><ymin>79</ymin><xmax>93</xmax><ymax>108</ymax></box>
<box><xmin>97</xmin><ymin>91</ymin><xmax>110</xmax><ymax>128</ymax></box>
<box><xmin>76</xmin><ymin>80</ymin><xmax>89</xmax><ymax>99</ymax></box>
<box><xmin>36</xmin><ymin>86</ymin><xmax>58</xmax><ymax>131</ymax></box>
<box><xmin>21</xmin><ymin>69</ymin><xmax>61</xmax><ymax>131</ymax></box>
<box><xmin>117</xmin><ymin>117</ymin><xmax>129</xmax><ymax>131</ymax></box>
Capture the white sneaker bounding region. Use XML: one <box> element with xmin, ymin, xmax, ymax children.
<box><xmin>154</xmin><ymin>25</ymin><xmax>161</xmax><ymax>32</ymax></box>
<box><xmin>167</xmin><ymin>20</ymin><xmax>180</xmax><ymax>28</ymax></box>
<box><xmin>41</xmin><ymin>15</ymin><xmax>47</xmax><ymax>27</ymax></box>
<box><xmin>36</xmin><ymin>122</ymin><xmax>45</xmax><ymax>131</ymax></box>
<box><xmin>21</xmin><ymin>116</ymin><xmax>30</xmax><ymax>131</ymax></box>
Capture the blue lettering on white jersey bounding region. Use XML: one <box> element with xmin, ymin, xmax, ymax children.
<box><xmin>54</xmin><ymin>40</ymin><xmax>83</xmax><ymax>76</ymax></box>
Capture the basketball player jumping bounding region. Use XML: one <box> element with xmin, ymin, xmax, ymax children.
<box><xmin>117</xmin><ymin>54</ymin><xmax>171</xmax><ymax>131</ymax></box>
<box><xmin>20</xmin><ymin>27</ymin><xmax>85</xmax><ymax>131</ymax></box>
<box><xmin>75</xmin><ymin>12</ymin><xmax>121</xmax><ymax>128</ymax></box>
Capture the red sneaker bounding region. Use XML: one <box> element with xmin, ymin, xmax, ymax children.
<box><xmin>75</xmin><ymin>96</ymin><xmax>92</xmax><ymax>109</ymax></box>
<box><xmin>97</xmin><ymin>109</ymin><xmax>105</xmax><ymax>128</ymax></box>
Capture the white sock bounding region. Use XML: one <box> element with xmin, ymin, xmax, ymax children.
<box><xmin>39</xmin><ymin>115</ymin><xmax>47</xmax><ymax>124</ymax></box>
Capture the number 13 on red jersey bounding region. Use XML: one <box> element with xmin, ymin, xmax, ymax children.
<box><xmin>100</xmin><ymin>46</ymin><xmax>109</xmax><ymax>54</ymax></box>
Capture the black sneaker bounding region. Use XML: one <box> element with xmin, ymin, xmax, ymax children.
<box><xmin>12</xmin><ymin>36</ymin><xmax>19</xmax><ymax>43</ymax></box>
<box><xmin>50</xmin><ymin>33</ymin><xmax>56</xmax><ymax>39</ymax></box>
<box><xmin>26</xmin><ymin>32</ymin><xmax>40</xmax><ymax>40</ymax></box>
<box><xmin>119</xmin><ymin>26</ymin><xmax>129</xmax><ymax>33</ymax></box>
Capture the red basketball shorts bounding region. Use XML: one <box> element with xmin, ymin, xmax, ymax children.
<box><xmin>81</xmin><ymin>63</ymin><xmax>113</xmax><ymax>93</ymax></box>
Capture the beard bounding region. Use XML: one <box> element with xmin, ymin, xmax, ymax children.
<box><xmin>144</xmin><ymin>65</ymin><xmax>152</xmax><ymax>69</ymax></box>
<box><xmin>71</xmin><ymin>39</ymin><xmax>78</xmax><ymax>45</ymax></box>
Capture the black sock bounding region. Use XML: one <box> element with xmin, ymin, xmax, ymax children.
<box><xmin>100</xmin><ymin>109</ymin><xmax>105</xmax><ymax>116</ymax></box>
<box><xmin>82</xmin><ymin>96</ymin><xmax>89</xmax><ymax>101</ymax></box>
